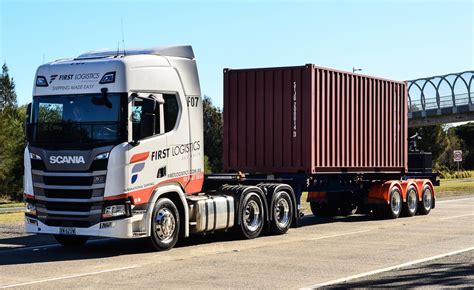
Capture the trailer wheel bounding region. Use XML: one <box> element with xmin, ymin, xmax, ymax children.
<box><xmin>54</xmin><ymin>235</ymin><xmax>89</xmax><ymax>247</ymax></box>
<box><xmin>269</xmin><ymin>191</ymin><xmax>293</xmax><ymax>235</ymax></box>
<box><xmin>149</xmin><ymin>198</ymin><xmax>180</xmax><ymax>251</ymax></box>
<box><xmin>402</xmin><ymin>185</ymin><xmax>418</xmax><ymax>217</ymax></box>
<box><xmin>418</xmin><ymin>185</ymin><xmax>433</xmax><ymax>215</ymax></box>
<box><xmin>310</xmin><ymin>202</ymin><xmax>338</xmax><ymax>217</ymax></box>
<box><xmin>237</xmin><ymin>192</ymin><xmax>264</xmax><ymax>239</ymax></box>
<box><xmin>339</xmin><ymin>203</ymin><xmax>358</xmax><ymax>216</ymax></box>
<box><xmin>380</xmin><ymin>187</ymin><xmax>402</xmax><ymax>219</ymax></box>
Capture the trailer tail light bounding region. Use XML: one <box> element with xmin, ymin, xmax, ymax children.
<box><xmin>36</xmin><ymin>76</ymin><xmax>48</xmax><ymax>87</ymax></box>
<box><xmin>99</xmin><ymin>72</ymin><xmax>116</xmax><ymax>84</ymax></box>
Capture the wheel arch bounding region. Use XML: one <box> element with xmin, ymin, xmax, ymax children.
<box><xmin>257</xmin><ymin>183</ymin><xmax>298</xmax><ymax>225</ymax></box>
<box><xmin>146</xmin><ymin>183</ymin><xmax>189</xmax><ymax>238</ymax></box>
<box><xmin>400</xmin><ymin>180</ymin><xmax>418</xmax><ymax>202</ymax></box>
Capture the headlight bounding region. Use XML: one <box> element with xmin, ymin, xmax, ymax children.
<box><xmin>94</xmin><ymin>152</ymin><xmax>109</xmax><ymax>160</ymax></box>
<box><xmin>25</xmin><ymin>202</ymin><xmax>37</xmax><ymax>216</ymax></box>
<box><xmin>30</xmin><ymin>153</ymin><xmax>42</xmax><ymax>160</ymax></box>
<box><xmin>102</xmin><ymin>204</ymin><xmax>127</xmax><ymax>219</ymax></box>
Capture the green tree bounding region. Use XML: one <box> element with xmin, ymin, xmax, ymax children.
<box><xmin>202</xmin><ymin>95</ymin><xmax>223</xmax><ymax>173</ymax></box>
<box><xmin>0</xmin><ymin>63</ymin><xmax>25</xmax><ymax>200</ymax></box>
<box><xmin>453</xmin><ymin>122</ymin><xmax>474</xmax><ymax>169</ymax></box>
<box><xmin>0</xmin><ymin>63</ymin><xmax>17</xmax><ymax>108</ymax></box>
<box><xmin>408</xmin><ymin>125</ymin><xmax>445</xmax><ymax>162</ymax></box>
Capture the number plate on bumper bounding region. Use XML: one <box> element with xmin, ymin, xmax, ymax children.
<box><xmin>59</xmin><ymin>227</ymin><xmax>76</xmax><ymax>235</ymax></box>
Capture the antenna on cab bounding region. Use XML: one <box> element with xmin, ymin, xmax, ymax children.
<box><xmin>121</xmin><ymin>18</ymin><xmax>126</xmax><ymax>56</ymax></box>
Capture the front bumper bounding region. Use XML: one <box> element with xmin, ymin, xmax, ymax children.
<box><xmin>25</xmin><ymin>213</ymin><xmax>147</xmax><ymax>239</ymax></box>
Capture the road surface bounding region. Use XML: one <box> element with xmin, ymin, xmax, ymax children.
<box><xmin>0</xmin><ymin>197</ymin><xmax>473</xmax><ymax>289</ymax></box>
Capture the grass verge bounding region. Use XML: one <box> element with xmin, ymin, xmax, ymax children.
<box><xmin>0</xmin><ymin>212</ymin><xmax>24</xmax><ymax>225</ymax></box>
<box><xmin>0</xmin><ymin>202</ymin><xmax>23</xmax><ymax>209</ymax></box>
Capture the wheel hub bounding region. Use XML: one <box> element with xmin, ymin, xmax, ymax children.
<box><xmin>274</xmin><ymin>198</ymin><xmax>290</xmax><ymax>228</ymax></box>
<box><xmin>407</xmin><ymin>189</ymin><xmax>417</xmax><ymax>212</ymax></box>
<box><xmin>244</xmin><ymin>200</ymin><xmax>261</xmax><ymax>232</ymax></box>
<box><xmin>423</xmin><ymin>189</ymin><xmax>432</xmax><ymax>210</ymax></box>
<box><xmin>391</xmin><ymin>192</ymin><xmax>401</xmax><ymax>215</ymax></box>
<box><xmin>155</xmin><ymin>208</ymin><xmax>176</xmax><ymax>243</ymax></box>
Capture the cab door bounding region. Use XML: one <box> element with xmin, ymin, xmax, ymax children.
<box><xmin>125</xmin><ymin>94</ymin><xmax>167</xmax><ymax>205</ymax></box>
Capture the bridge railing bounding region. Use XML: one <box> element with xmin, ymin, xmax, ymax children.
<box><xmin>407</xmin><ymin>71</ymin><xmax>474</xmax><ymax>125</ymax></box>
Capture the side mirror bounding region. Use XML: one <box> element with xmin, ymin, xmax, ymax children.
<box><xmin>25</xmin><ymin>103</ymin><xmax>32</xmax><ymax>142</ymax></box>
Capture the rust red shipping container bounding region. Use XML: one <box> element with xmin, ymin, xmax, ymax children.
<box><xmin>223</xmin><ymin>64</ymin><xmax>408</xmax><ymax>174</ymax></box>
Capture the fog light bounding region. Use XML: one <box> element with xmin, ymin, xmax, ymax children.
<box><xmin>102</xmin><ymin>204</ymin><xmax>126</xmax><ymax>219</ymax></box>
<box><xmin>93</xmin><ymin>175</ymin><xmax>106</xmax><ymax>184</ymax></box>
<box><xmin>25</xmin><ymin>202</ymin><xmax>37</xmax><ymax>216</ymax></box>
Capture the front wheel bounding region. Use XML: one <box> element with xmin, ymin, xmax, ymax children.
<box><xmin>269</xmin><ymin>191</ymin><xmax>293</xmax><ymax>235</ymax></box>
<box><xmin>54</xmin><ymin>235</ymin><xmax>89</xmax><ymax>247</ymax></box>
<box><xmin>149</xmin><ymin>198</ymin><xmax>180</xmax><ymax>251</ymax></box>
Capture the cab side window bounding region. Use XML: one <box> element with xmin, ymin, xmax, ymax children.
<box><xmin>163</xmin><ymin>94</ymin><xmax>179</xmax><ymax>133</ymax></box>
<box><xmin>132</xmin><ymin>97</ymin><xmax>160</xmax><ymax>140</ymax></box>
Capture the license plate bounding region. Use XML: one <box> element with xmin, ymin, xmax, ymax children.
<box><xmin>59</xmin><ymin>227</ymin><xmax>76</xmax><ymax>235</ymax></box>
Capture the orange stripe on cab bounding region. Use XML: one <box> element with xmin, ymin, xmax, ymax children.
<box><xmin>130</xmin><ymin>152</ymin><xmax>149</xmax><ymax>163</ymax></box>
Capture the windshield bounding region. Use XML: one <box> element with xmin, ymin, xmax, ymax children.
<box><xmin>29</xmin><ymin>93</ymin><xmax>126</xmax><ymax>148</ymax></box>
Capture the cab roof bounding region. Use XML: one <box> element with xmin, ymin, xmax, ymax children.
<box><xmin>74</xmin><ymin>45</ymin><xmax>195</xmax><ymax>60</ymax></box>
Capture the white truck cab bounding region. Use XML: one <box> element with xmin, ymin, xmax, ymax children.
<box><xmin>24</xmin><ymin>46</ymin><xmax>207</xmax><ymax>249</ymax></box>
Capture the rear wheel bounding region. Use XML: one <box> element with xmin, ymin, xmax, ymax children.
<box><xmin>149</xmin><ymin>198</ymin><xmax>180</xmax><ymax>251</ymax></box>
<box><xmin>269</xmin><ymin>191</ymin><xmax>293</xmax><ymax>235</ymax></box>
<box><xmin>418</xmin><ymin>186</ymin><xmax>433</xmax><ymax>215</ymax></box>
<box><xmin>54</xmin><ymin>235</ymin><xmax>89</xmax><ymax>247</ymax></box>
<box><xmin>402</xmin><ymin>185</ymin><xmax>418</xmax><ymax>217</ymax></box>
<box><xmin>237</xmin><ymin>192</ymin><xmax>264</xmax><ymax>239</ymax></box>
<box><xmin>379</xmin><ymin>187</ymin><xmax>402</xmax><ymax>219</ymax></box>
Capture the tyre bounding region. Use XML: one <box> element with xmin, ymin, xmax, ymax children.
<box><xmin>380</xmin><ymin>187</ymin><xmax>402</xmax><ymax>219</ymax></box>
<box><xmin>269</xmin><ymin>191</ymin><xmax>293</xmax><ymax>235</ymax></box>
<box><xmin>149</xmin><ymin>198</ymin><xmax>180</xmax><ymax>251</ymax></box>
<box><xmin>339</xmin><ymin>203</ymin><xmax>358</xmax><ymax>216</ymax></box>
<box><xmin>54</xmin><ymin>235</ymin><xmax>89</xmax><ymax>247</ymax></box>
<box><xmin>237</xmin><ymin>192</ymin><xmax>265</xmax><ymax>239</ymax></box>
<box><xmin>418</xmin><ymin>185</ymin><xmax>433</xmax><ymax>215</ymax></box>
<box><xmin>402</xmin><ymin>185</ymin><xmax>418</xmax><ymax>217</ymax></box>
<box><xmin>310</xmin><ymin>202</ymin><xmax>338</xmax><ymax>217</ymax></box>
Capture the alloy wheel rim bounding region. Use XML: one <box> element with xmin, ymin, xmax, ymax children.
<box><xmin>155</xmin><ymin>208</ymin><xmax>176</xmax><ymax>243</ymax></box>
<box><xmin>274</xmin><ymin>197</ymin><xmax>290</xmax><ymax>229</ymax></box>
<box><xmin>244</xmin><ymin>199</ymin><xmax>262</xmax><ymax>232</ymax></box>
<box><xmin>423</xmin><ymin>189</ymin><xmax>432</xmax><ymax>210</ymax></box>
<box><xmin>407</xmin><ymin>189</ymin><xmax>417</xmax><ymax>212</ymax></box>
<box><xmin>391</xmin><ymin>191</ymin><xmax>401</xmax><ymax>215</ymax></box>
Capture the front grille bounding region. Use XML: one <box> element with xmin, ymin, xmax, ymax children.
<box><xmin>31</xmin><ymin>159</ymin><xmax>108</xmax><ymax>228</ymax></box>
<box><xmin>44</xmin><ymin>202</ymin><xmax>92</xmax><ymax>212</ymax></box>
<box><xmin>43</xmin><ymin>176</ymin><xmax>94</xmax><ymax>186</ymax></box>
<box><xmin>30</xmin><ymin>159</ymin><xmax>108</xmax><ymax>172</ymax></box>
<box><xmin>43</xmin><ymin>189</ymin><xmax>93</xmax><ymax>199</ymax></box>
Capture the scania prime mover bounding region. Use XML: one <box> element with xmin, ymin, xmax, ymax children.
<box><xmin>24</xmin><ymin>45</ymin><xmax>437</xmax><ymax>250</ymax></box>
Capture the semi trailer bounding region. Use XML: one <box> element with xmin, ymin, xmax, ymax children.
<box><xmin>24</xmin><ymin>45</ymin><xmax>437</xmax><ymax>250</ymax></box>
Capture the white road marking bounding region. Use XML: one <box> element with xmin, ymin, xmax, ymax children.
<box><xmin>301</xmin><ymin>246</ymin><xmax>474</xmax><ymax>289</ymax></box>
<box><xmin>437</xmin><ymin>197</ymin><xmax>474</xmax><ymax>203</ymax></box>
<box><xmin>0</xmin><ymin>238</ymin><xmax>113</xmax><ymax>253</ymax></box>
<box><xmin>0</xmin><ymin>265</ymin><xmax>141</xmax><ymax>288</ymax></box>
<box><xmin>439</xmin><ymin>213</ymin><xmax>474</xmax><ymax>220</ymax></box>
<box><xmin>309</xmin><ymin>229</ymin><xmax>372</xmax><ymax>240</ymax></box>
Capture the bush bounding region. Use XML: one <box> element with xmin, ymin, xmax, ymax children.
<box><xmin>439</xmin><ymin>170</ymin><xmax>473</xmax><ymax>179</ymax></box>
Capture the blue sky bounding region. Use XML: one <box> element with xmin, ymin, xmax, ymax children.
<box><xmin>1</xmin><ymin>0</ymin><xmax>473</xmax><ymax>107</ymax></box>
